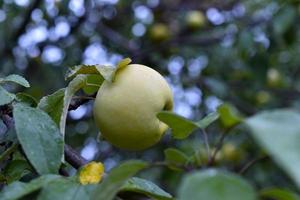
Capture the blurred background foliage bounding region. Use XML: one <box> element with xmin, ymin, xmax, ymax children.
<box><xmin>1</xmin><ymin>0</ymin><xmax>300</xmax><ymax>195</ymax></box>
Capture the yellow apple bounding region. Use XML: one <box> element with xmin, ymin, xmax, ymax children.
<box><xmin>149</xmin><ymin>23</ymin><xmax>170</xmax><ymax>41</ymax></box>
<box><xmin>93</xmin><ymin>64</ymin><xmax>173</xmax><ymax>150</ymax></box>
<box><xmin>185</xmin><ymin>10</ymin><xmax>206</xmax><ymax>30</ymax></box>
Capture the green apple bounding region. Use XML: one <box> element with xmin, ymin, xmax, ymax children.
<box><xmin>93</xmin><ymin>64</ymin><xmax>173</xmax><ymax>150</ymax></box>
<box><xmin>149</xmin><ymin>23</ymin><xmax>170</xmax><ymax>41</ymax></box>
<box><xmin>185</xmin><ymin>10</ymin><xmax>206</xmax><ymax>30</ymax></box>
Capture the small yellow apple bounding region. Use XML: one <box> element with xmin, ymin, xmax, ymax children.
<box><xmin>93</xmin><ymin>64</ymin><xmax>173</xmax><ymax>150</ymax></box>
<box><xmin>185</xmin><ymin>10</ymin><xmax>206</xmax><ymax>30</ymax></box>
<box><xmin>149</xmin><ymin>23</ymin><xmax>170</xmax><ymax>41</ymax></box>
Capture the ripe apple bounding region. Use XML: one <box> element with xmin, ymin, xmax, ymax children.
<box><xmin>93</xmin><ymin>64</ymin><xmax>173</xmax><ymax>150</ymax></box>
<box><xmin>149</xmin><ymin>23</ymin><xmax>170</xmax><ymax>41</ymax></box>
<box><xmin>185</xmin><ymin>10</ymin><xmax>206</xmax><ymax>30</ymax></box>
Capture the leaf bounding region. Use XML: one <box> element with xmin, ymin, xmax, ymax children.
<box><xmin>116</xmin><ymin>58</ymin><xmax>132</xmax><ymax>71</ymax></box>
<box><xmin>3</xmin><ymin>160</ymin><xmax>32</xmax><ymax>183</ymax></box>
<box><xmin>164</xmin><ymin>148</ymin><xmax>189</xmax><ymax>165</ymax></box>
<box><xmin>245</xmin><ymin>109</ymin><xmax>300</xmax><ymax>189</ymax></box>
<box><xmin>0</xmin><ymin>174</ymin><xmax>60</xmax><ymax>200</ymax></box>
<box><xmin>120</xmin><ymin>177</ymin><xmax>173</xmax><ymax>200</ymax></box>
<box><xmin>37</xmin><ymin>178</ymin><xmax>90</xmax><ymax>200</ymax></box>
<box><xmin>178</xmin><ymin>169</ymin><xmax>257</xmax><ymax>200</ymax></box>
<box><xmin>38</xmin><ymin>88</ymin><xmax>65</xmax><ymax>126</ymax></box>
<box><xmin>82</xmin><ymin>74</ymin><xmax>103</xmax><ymax>95</ymax></box>
<box><xmin>95</xmin><ymin>64</ymin><xmax>116</xmax><ymax>83</ymax></box>
<box><xmin>13</xmin><ymin>103</ymin><xmax>64</xmax><ymax>174</ymax></box>
<box><xmin>79</xmin><ymin>162</ymin><xmax>105</xmax><ymax>185</ymax></box>
<box><xmin>91</xmin><ymin>160</ymin><xmax>148</xmax><ymax>200</ymax></box>
<box><xmin>0</xmin><ymin>74</ymin><xmax>30</xmax><ymax>88</ymax></box>
<box><xmin>217</xmin><ymin>103</ymin><xmax>243</xmax><ymax>129</ymax></box>
<box><xmin>157</xmin><ymin>111</ymin><xmax>198</xmax><ymax>139</ymax></box>
<box><xmin>196</xmin><ymin>112</ymin><xmax>219</xmax><ymax>129</ymax></box>
<box><xmin>16</xmin><ymin>93</ymin><xmax>38</xmax><ymax>107</ymax></box>
<box><xmin>0</xmin><ymin>86</ymin><xmax>15</xmax><ymax>106</ymax></box>
<box><xmin>60</xmin><ymin>75</ymin><xmax>88</xmax><ymax>137</ymax></box>
<box><xmin>260</xmin><ymin>188</ymin><xmax>300</xmax><ymax>200</ymax></box>
<box><xmin>65</xmin><ymin>64</ymin><xmax>101</xmax><ymax>80</ymax></box>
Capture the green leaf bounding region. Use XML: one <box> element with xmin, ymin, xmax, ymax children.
<box><xmin>95</xmin><ymin>64</ymin><xmax>116</xmax><ymax>83</ymax></box>
<box><xmin>82</xmin><ymin>74</ymin><xmax>103</xmax><ymax>95</ymax></box>
<box><xmin>0</xmin><ymin>86</ymin><xmax>15</xmax><ymax>106</ymax></box>
<box><xmin>196</xmin><ymin>112</ymin><xmax>219</xmax><ymax>129</ymax></box>
<box><xmin>13</xmin><ymin>103</ymin><xmax>63</xmax><ymax>174</ymax></box>
<box><xmin>37</xmin><ymin>178</ymin><xmax>89</xmax><ymax>200</ymax></box>
<box><xmin>3</xmin><ymin>160</ymin><xmax>32</xmax><ymax>183</ymax></box>
<box><xmin>116</xmin><ymin>58</ymin><xmax>132</xmax><ymax>71</ymax></box>
<box><xmin>157</xmin><ymin>111</ymin><xmax>198</xmax><ymax>139</ymax></box>
<box><xmin>60</xmin><ymin>75</ymin><xmax>88</xmax><ymax>137</ymax></box>
<box><xmin>260</xmin><ymin>188</ymin><xmax>300</xmax><ymax>200</ymax></box>
<box><xmin>120</xmin><ymin>177</ymin><xmax>173</xmax><ymax>200</ymax></box>
<box><xmin>178</xmin><ymin>169</ymin><xmax>257</xmax><ymax>200</ymax></box>
<box><xmin>217</xmin><ymin>103</ymin><xmax>243</xmax><ymax>129</ymax></box>
<box><xmin>16</xmin><ymin>93</ymin><xmax>38</xmax><ymax>107</ymax></box>
<box><xmin>0</xmin><ymin>174</ymin><xmax>61</xmax><ymax>200</ymax></box>
<box><xmin>0</xmin><ymin>74</ymin><xmax>30</xmax><ymax>88</ymax></box>
<box><xmin>164</xmin><ymin>148</ymin><xmax>189</xmax><ymax>165</ymax></box>
<box><xmin>91</xmin><ymin>160</ymin><xmax>148</xmax><ymax>200</ymax></box>
<box><xmin>65</xmin><ymin>64</ymin><xmax>116</xmax><ymax>83</ymax></box>
<box><xmin>245</xmin><ymin>109</ymin><xmax>300</xmax><ymax>189</ymax></box>
<box><xmin>65</xmin><ymin>64</ymin><xmax>101</xmax><ymax>80</ymax></box>
<box><xmin>38</xmin><ymin>88</ymin><xmax>65</xmax><ymax>126</ymax></box>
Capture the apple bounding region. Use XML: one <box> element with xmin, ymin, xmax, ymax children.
<box><xmin>93</xmin><ymin>64</ymin><xmax>173</xmax><ymax>150</ymax></box>
<box><xmin>185</xmin><ymin>10</ymin><xmax>206</xmax><ymax>30</ymax></box>
<box><xmin>149</xmin><ymin>23</ymin><xmax>170</xmax><ymax>41</ymax></box>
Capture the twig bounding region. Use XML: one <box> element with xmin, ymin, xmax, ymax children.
<box><xmin>239</xmin><ymin>155</ymin><xmax>268</xmax><ymax>175</ymax></box>
<box><xmin>64</xmin><ymin>144</ymin><xmax>88</xmax><ymax>169</ymax></box>
<box><xmin>208</xmin><ymin>131</ymin><xmax>227</xmax><ymax>166</ymax></box>
<box><xmin>201</xmin><ymin>129</ymin><xmax>211</xmax><ymax>162</ymax></box>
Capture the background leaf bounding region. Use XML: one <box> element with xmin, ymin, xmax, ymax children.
<box><xmin>178</xmin><ymin>169</ymin><xmax>257</xmax><ymax>200</ymax></box>
<box><xmin>260</xmin><ymin>188</ymin><xmax>300</xmax><ymax>200</ymax></box>
<box><xmin>217</xmin><ymin>103</ymin><xmax>243</xmax><ymax>129</ymax></box>
<box><xmin>196</xmin><ymin>112</ymin><xmax>219</xmax><ymax>129</ymax></box>
<box><xmin>164</xmin><ymin>148</ymin><xmax>189</xmax><ymax>165</ymax></box>
<box><xmin>13</xmin><ymin>103</ymin><xmax>63</xmax><ymax>174</ymax></box>
<box><xmin>246</xmin><ymin>110</ymin><xmax>300</xmax><ymax>189</ymax></box>
<box><xmin>16</xmin><ymin>93</ymin><xmax>38</xmax><ymax>107</ymax></box>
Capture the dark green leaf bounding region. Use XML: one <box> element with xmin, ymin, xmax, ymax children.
<box><xmin>260</xmin><ymin>187</ymin><xmax>300</xmax><ymax>200</ymax></box>
<box><xmin>16</xmin><ymin>93</ymin><xmax>38</xmax><ymax>107</ymax></box>
<box><xmin>217</xmin><ymin>103</ymin><xmax>243</xmax><ymax>129</ymax></box>
<box><xmin>13</xmin><ymin>103</ymin><xmax>63</xmax><ymax>174</ymax></box>
<box><xmin>3</xmin><ymin>160</ymin><xmax>32</xmax><ymax>183</ymax></box>
<box><xmin>82</xmin><ymin>74</ymin><xmax>103</xmax><ymax>95</ymax></box>
<box><xmin>92</xmin><ymin>160</ymin><xmax>148</xmax><ymax>200</ymax></box>
<box><xmin>196</xmin><ymin>112</ymin><xmax>219</xmax><ymax>129</ymax></box>
<box><xmin>0</xmin><ymin>175</ymin><xmax>60</xmax><ymax>200</ymax></box>
<box><xmin>120</xmin><ymin>177</ymin><xmax>173</xmax><ymax>200</ymax></box>
<box><xmin>245</xmin><ymin>110</ymin><xmax>300</xmax><ymax>189</ymax></box>
<box><xmin>164</xmin><ymin>148</ymin><xmax>189</xmax><ymax>165</ymax></box>
<box><xmin>157</xmin><ymin>111</ymin><xmax>198</xmax><ymax>139</ymax></box>
<box><xmin>0</xmin><ymin>86</ymin><xmax>15</xmax><ymax>106</ymax></box>
<box><xmin>0</xmin><ymin>74</ymin><xmax>30</xmax><ymax>88</ymax></box>
<box><xmin>38</xmin><ymin>88</ymin><xmax>65</xmax><ymax>126</ymax></box>
<box><xmin>65</xmin><ymin>65</ymin><xmax>101</xmax><ymax>80</ymax></box>
<box><xmin>37</xmin><ymin>178</ymin><xmax>89</xmax><ymax>200</ymax></box>
<box><xmin>178</xmin><ymin>169</ymin><xmax>257</xmax><ymax>200</ymax></box>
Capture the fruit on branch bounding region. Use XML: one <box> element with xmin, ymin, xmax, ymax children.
<box><xmin>185</xmin><ymin>10</ymin><xmax>206</xmax><ymax>30</ymax></box>
<box><xmin>149</xmin><ymin>23</ymin><xmax>170</xmax><ymax>41</ymax></box>
<box><xmin>93</xmin><ymin>64</ymin><xmax>173</xmax><ymax>150</ymax></box>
